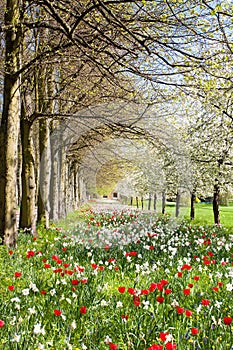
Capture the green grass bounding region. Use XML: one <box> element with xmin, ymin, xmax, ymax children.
<box><xmin>130</xmin><ymin>200</ymin><xmax>233</xmax><ymax>228</ymax></box>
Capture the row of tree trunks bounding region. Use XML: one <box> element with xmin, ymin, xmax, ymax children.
<box><xmin>130</xmin><ymin>187</ymin><xmax>220</xmax><ymax>224</ymax></box>
<box><xmin>130</xmin><ymin>193</ymin><xmax>159</xmax><ymax>212</ymax></box>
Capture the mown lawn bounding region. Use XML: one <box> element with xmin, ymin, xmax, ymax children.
<box><xmin>132</xmin><ymin>200</ymin><xmax>233</xmax><ymax>229</ymax></box>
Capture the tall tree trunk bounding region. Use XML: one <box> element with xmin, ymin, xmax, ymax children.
<box><xmin>59</xmin><ymin>146</ymin><xmax>67</xmax><ymax>218</ymax></box>
<box><xmin>213</xmin><ymin>181</ymin><xmax>220</xmax><ymax>225</ymax></box>
<box><xmin>136</xmin><ymin>196</ymin><xmax>139</xmax><ymax>209</ymax></box>
<box><xmin>16</xmin><ymin>139</ymin><xmax>22</xmax><ymax>207</ymax></box>
<box><xmin>148</xmin><ymin>193</ymin><xmax>152</xmax><ymax>210</ymax></box>
<box><xmin>153</xmin><ymin>192</ymin><xmax>157</xmax><ymax>212</ymax></box>
<box><xmin>73</xmin><ymin>163</ymin><xmax>78</xmax><ymax>209</ymax></box>
<box><xmin>130</xmin><ymin>197</ymin><xmax>133</xmax><ymax>206</ymax></box>
<box><xmin>50</xmin><ymin>123</ymin><xmax>61</xmax><ymax>221</ymax></box>
<box><xmin>0</xmin><ymin>0</ymin><xmax>21</xmax><ymax>246</ymax></box>
<box><xmin>162</xmin><ymin>190</ymin><xmax>166</xmax><ymax>214</ymax></box>
<box><xmin>141</xmin><ymin>196</ymin><xmax>144</xmax><ymax>210</ymax></box>
<box><xmin>175</xmin><ymin>191</ymin><xmax>180</xmax><ymax>218</ymax></box>
<box><xmin>37</xmin><ymin>119</ymin><xmax>51</xmax><ymax>227</ymax></box>
<box><xmin>190</xmin><ymin>190</ymin><xmax>196</xmax><ymax>220</ymax></box>
<box><xmin>19</xmin><ymin>116</ymin><xmax>37</xmax><ymax>235</ymax></box>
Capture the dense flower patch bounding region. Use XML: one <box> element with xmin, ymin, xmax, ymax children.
<box><xmin>0</xmin><ymin>208</ymin><xmax>233</xmax><ymax>349</ymax></box>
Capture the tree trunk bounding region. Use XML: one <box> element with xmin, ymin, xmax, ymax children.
<box><xmin>130</xmin><ymin>197</ymin><xmax>133</xmax><ymax>206</ymax></box>
<box><xmin>213</xmin><ymin>182</ymin><xmax>220</xmax><ymax>225</ymax></box>
<box><xmin>148</xmin><ymin>193</ymin><xmax>151</xmax><ymax>210</ymax></box>
<box><xmin>16</xmin><ymin>139</ymin><xmax>22</xmax><ymax>207</ymax></box>
<box><xmin>0</xmin><ymin>0</ymin><xmax>21</xmax><ymax>246</ymax></box>
<box><xmin>59</xmin><ymin>150</ymin><xmax>67</xmax><ymax>218</ymax></box>
<box><xmin>190</xmin><ymin>191</ymin><xmax>196</xmax><ymax>220</ymax></box>
<box><xmin>175</xmin><ymin>191</ymin><xmax>180</xmax><ymax>218</ymax></box>
<box><xmin>73</xmin><ymin>163</ymin><xmax>78</xmax><ymax>209</ymax></box>
<box><xmin>37</xmin><ymin>66</ymin><xmax>53</xmax><ymax>227</ymax></box>
<box><xmin>153</xmin><ymin>192</ymin><xmax>157</xmax><ymax>212</ymax></box>
<box><xmin>19</xmin><ymin>117</ymin><xmax>37</xmax><ymax>235</ymax></box>
<box><xmin>162</xmin><ymin>190</ymin><xmax>166</xmax><ymax>214</ymax></box>
<box><xmin>136</xmin><ymin>196</ymin><xmax>139</xmax><ymax>209</ymax></box>
<box><xmin>141</xmin><ymin>196</ymin><xmax>144</xmax><ymax>210</ymax></box>
<box><xmin>50</xmin><ymin>124</ymin><xmax>60</xmax><ymax>221</ymax></box>
<box><xmin>37</xmin><ymin>119</ymin><xmax>51</xmax><ymax>228</ymax></box>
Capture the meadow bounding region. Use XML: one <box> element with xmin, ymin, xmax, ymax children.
<box><xmin>0</xmin><ymin>206</ymin><xmax>232</xmax><ymax>349</ymax></box>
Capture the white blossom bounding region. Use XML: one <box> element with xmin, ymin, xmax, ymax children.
<box><xmin>34</xmin><ymin>323</ymin><xmax>46</xmax><ymax>335</ymax></box>
<box><xmin>116</xmin><ymin>301</ymin><xmax>123</xmax><ymax>308</ymax></box>
<box><xmin>22</xmin><ymin>288</ymin><xmax>30</xmax><ymax>296</ymax></box>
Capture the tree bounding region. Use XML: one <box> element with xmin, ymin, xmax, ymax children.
<box><xmin>0</xmin><ymin>0</ymin><xmax>22</xmax><ymax>246</ymax></box>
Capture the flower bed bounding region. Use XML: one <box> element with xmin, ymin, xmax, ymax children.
<box><xmin>0</xmin><ymin>208</ymin><xmax>232</xmax><ymax>349</ymax></box>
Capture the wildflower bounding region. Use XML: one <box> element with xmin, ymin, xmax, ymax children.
<box><xmin>201</xmin><ymin>299</ymin><xmax>210</xmax><ymax>306</ymax></box>
<box><xmin>133</xmin><ymin>298</ymin><xmax>140</xmax><ymax>307</ymax></box>
<box><xmin>29</xmin><ymin>282</ymin><xmax>39</xmax><ymax>292</ymax></box>
<box><xmin>71</xmin><ymin>320</ymin><xmax>77</xmax><ymax>329</ymax></box>
<box><xmin>194</xmin><ymin>276</ymin><xmax>200</xmax><ymax>281</ymax></box>
<box><xmin>11</xmin><ymin>334</ymin><xmax>21</xmax><ymax>342</ymax></box>
<box><xmin>33</xmin><ymin>323</ymin><xmax>46</xmax><ymax>335</ymax></box>
<box><xmin>100</xmin><ymin>300</ymin><xmax>108</xmax><ymax>307</ymax></box>
<box><xmin>121</xmin><ymin>315</ymin><xmax>129</xmax><ymax>321</ymax></box>
<box><xmin>156</xmin><ymin>296</ymin><xmax>164</xmax><ymax>303</ymax></box>
<box><xmin>185</xmin><ymin>310</ymin><xmax>192</xmax><ymax>317</ymax></box>
<box><xmin>223</xmin><ymin>317</ymin><xmax>232</xmax><ymax>325</ymax></box>
<box><xmin>183</xmin><ymin>289</ymin><xmax>190</xmax><ymax>295</ymax></box>
<box><xmin>11</xmin><ymin>297</ymin><xmax>20</xmax><ymax>303</ymax></box>
<box><xmin>28</xmin><ymin>307</ymin><xmax>36</xmax><ymax>314</ymax></box>
<box><xmin>8</xmin><ymin>286</ymin><xmax>14</xmax><ymax>291</ymax></box>
<box><xmin>171</xmin><ymin>299</ymin><xmax>179</xmax><ymax>308</ymax></box>
<box><xmin>160</xmin><ymin>332</ymin><xmax>169</xmax><ymax>341</ymax></box>
<box><xmin>0</xmin><ymin>320</ymin><xmax>4</xmax><ymax>327</ymax></box>
<box><xmin>109</xmin><ymin>344</ymin><xmax>118</xmax><ymax>350</ymax></box>
<box><xmin>116</xmin><ymin>301</ymin><xmax>123</xmax><ymax>308</ymax></box>
<box><xmin>71</xmin><ymin>279</ymin><xmax>79</xmax><ymax>285</ymax></box>
<box><xmin>22</xmin><ymin>288</ymin><xmax>30</xmax><ymax>296</ymax></box>
<box><xmin>165</xmin><ymin>343</ymin><xmax>176</xmax><ymax>350</ymax></box>
<box><xmin>127</xmin><ymin>288</ymin><xmax>135</xmax><ymax>295</ymax></box>
<box><xmin>54</xmin><ymin>310</ymin><xmax>62</xmax><ymax>316</ymax></box>
<box><xmin>147</xmin><ymin>345</ymin><xmax>163</xmax><ymax>350</ymax></box>
<box><xmin>226</xmin><ymin>283</ymin><xmax>233</xmax><ymax>291</ymax></box>
<box><xmin>191</xmin><ymin>328</ymin><xmax>198</xmax><ymax>335</ymax></box>
<box><xmin>14</xmin><ymin>272</ymin><xmax>21</xmax><ymax>278</ymax></box>
<box><xmin>181</xmin><ymin>264</ymin><xmax>192</xmax><ymax>271</ymax></box>
<box><xmin>165</xmin><ymin>289</ymin><xmax>172</xmax><ymax>294</ymax></box>
<box><xmin>142</xmin><ymin>300</ymin><xmax>150</xmax><ymax>309</ymax></box>
<box><xmin>26</xmin><ymin>250</ymin><xmax>35</xmax><ymax>258</ymax></box>
<box><xmin>104</xmin><ymin>335</ymin><xmax>112</xmax><ymax>344</ymax></box>
<box><xmin>176</xmin><ymin>307</ymin><xmax>185</xmax><ymax>314</ymax></box>
<box><xmin>80</xmin><ymin>306</ymin><xmax>87</xmax><ymax>314</ymax></box>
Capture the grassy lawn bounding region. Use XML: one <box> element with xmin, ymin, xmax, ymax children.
<box><xmin>132</xmin><ymin>200</ymin><xmax>233</xmax><ymax>228</ymax></box>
